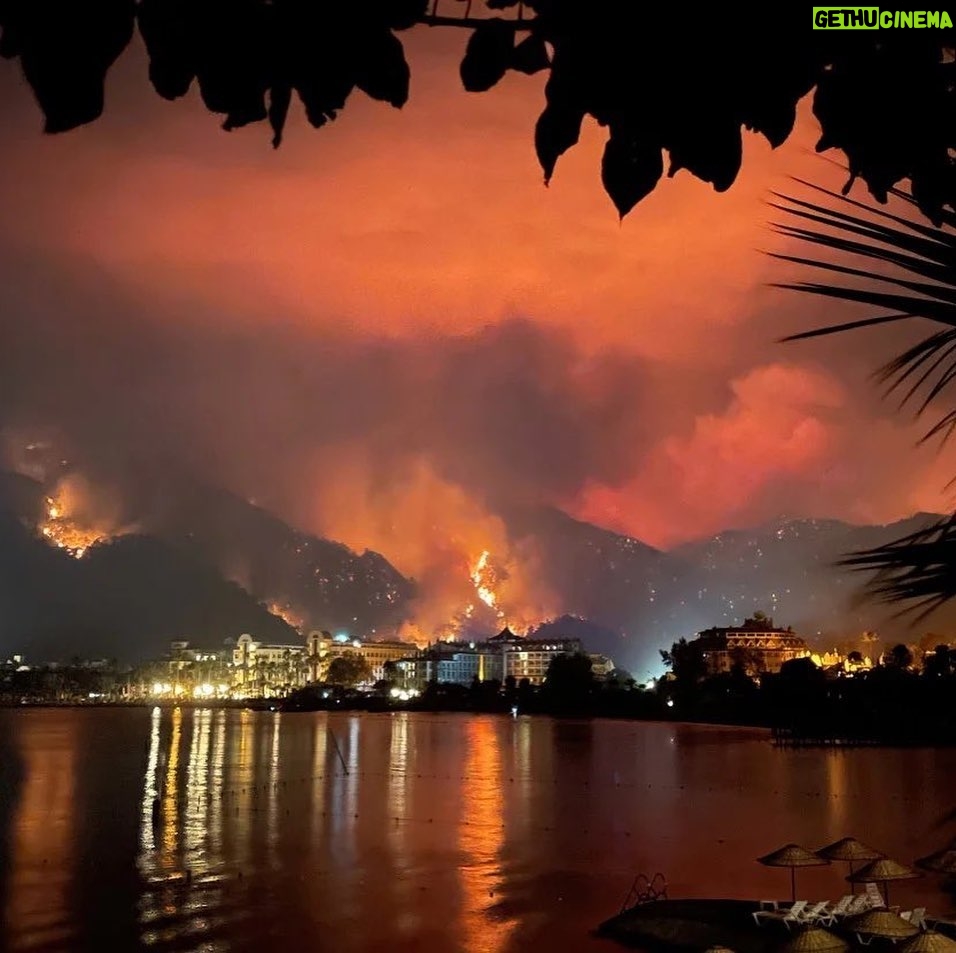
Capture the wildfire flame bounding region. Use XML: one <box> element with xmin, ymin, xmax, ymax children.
<box><xmin>469</xmin><ymin>550</ymin><xmax>505</xmax><ymax>618</ymax></box>
<box><xmin>40</xmin><ymin>493</ymin><xmax>110</xmax><ymax>559</ymax></box>
<box><xmin>267</xmin><ymin>601</ymin><xmax>304</xmax><ymax>631</ymax></box>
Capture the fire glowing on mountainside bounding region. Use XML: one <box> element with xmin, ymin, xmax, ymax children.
<box><xmin>39</xmin><ymin>489</ymin><xmax>114</xmax><ymax>558</ymax></box>
<box><xmin>267</xmin><ymin>601</ymin><xmax>305</xmax><ymax>632</ymax></box>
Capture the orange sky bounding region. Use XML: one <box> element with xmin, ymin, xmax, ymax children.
<box><xmin>0</xmin><ymin>24</ymin><xmax>952</xmax><ymax>575</ymax></box>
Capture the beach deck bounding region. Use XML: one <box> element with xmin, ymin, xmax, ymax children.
<box><xmin>598</xmin><ymin>899</ymin><xmax>776</xmax><ymax>952</ymax></box>
<box><xmin>597</xmin><ymin>899</ymin><xmax>956</xmax><ymax>952</ymax></box>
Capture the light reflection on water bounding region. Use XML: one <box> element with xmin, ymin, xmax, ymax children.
<box><xmin>2</xmin><ymin>710</ymin><xmax>956</xmax><ymax>953</ymax></box>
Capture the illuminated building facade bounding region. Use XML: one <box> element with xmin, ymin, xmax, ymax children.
<box><xmin>396</xmin><ymin>628</ymin><xmax>586</xmax><ymax>690</ymax></box>
<box><xmin>693</xmin><ymin>617</ymin><xmax>809</xmax><ymax>675</ymax></box>
<box><xmin>485</xmin><ymin>627</ymin><xmax>583</xmax><ymax>685</ymax></box>
<box><xmin>307</xmin><ymin>632</ymin><xmax>422</xmax><ymax>683</ymax></box>
<box><xmin>233</xmin><ymin>633</ymin><xmax>307</xmax><ymax>697</ymax></box>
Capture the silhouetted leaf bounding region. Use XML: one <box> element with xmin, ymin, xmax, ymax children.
<box><xmin>460</xmin><ymin>18</ymin><xmax>514</xmax><ymax>93</ymax></box>
<box><xmin>13</xmin><ymin>0</ymin><xmax>135</xmax><ymax>133</ymax></box>
<box><xmin>268</xmin><ymin>83</ymin><xmax>291</xmax><ymax>149</ymax></box>
<box><xmin>511</xmin><ymin>33</ymin><xmax>549</xmax><ymax>75</ymax></box>
<box><xmin>666</xmin><ymin>116</ymin><xmax>742</xmax><ymax>192</ymax></box>
<box><xmin>137</xmin><ymin>0</ymin><xmax>195</xmax><ymax>100</ymax></box>
<box><xmin>295</xmin><ymin>61</ymin><xmax>354</xmax><ymax>130</ymax></box>
<box><xmin>198</xmin><ymin>2</ymin><xmax>271</xmax><ymax>130</ymax></box>
<box><xmin>1</xmin><ymin>5</ymin><xmax>954</xmax><ymax>221</ymax></box>
<box><xmin>535</xmin><ymin>71</ymin><xmax>585</xmax><ymax>184</ymax></box>
<box><xmin>355</xmin><ymin>29</ymin><xmax>409</xmax><ymax>108</ymax></box>
<box><xmin>601</xmin><ymin>126</ymin><xmax>663</xmax><ymax>219</ymax></box>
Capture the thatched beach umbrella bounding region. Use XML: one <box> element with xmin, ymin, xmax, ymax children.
<box><xmin>848</xmin><ymin>857</ymin><xmax>921</xmax><ymax>906</ymax></box>
<box><xmin>915</xmin><ymin>848</ymin><xmax>956</xmax><ymax>875</ymax></box>
<box><xmin>901</xmin><ymin>933</ymin><xmax>956</xmax><ymax>953</ymax></box>
<box><xmin>780</xmin><ymin>927</ymin><xmax>849</xmax><ymax>953</ymax></box>
<box><xmin>849</xmin><ymin>910</ymin><xmax>920</xmax><ymax>941</ymax></box>
<box><xmin>816</xmin><ymin>837</ymin><xmax>884</xmax><ymax>891</ymax></box>
<box><xmin>758</xmin><ymin>844</ymin><xmax>831</xmax><ymax>902</ymax></box>
<box><xmin>704</xmin><ymin>947</ymin><xmax>736</xmax><ymax>953</ymax></box>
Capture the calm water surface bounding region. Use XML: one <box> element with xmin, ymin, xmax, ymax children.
<box><xmin>1</xmin><ymin>709</ymin><xmax>955</xmax><ymax>953</ymax></box>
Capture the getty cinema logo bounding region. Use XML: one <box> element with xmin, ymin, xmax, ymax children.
<box><xmin>813</xmin><ymin>7</ymin><xmax>954</xmax><ymax>27</ymax></box>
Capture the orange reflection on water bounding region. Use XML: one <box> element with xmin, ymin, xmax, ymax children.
<box><xmin>162</xmin><ymin>707</ymin><xmax>182</xmax><ymax>860</ymax></box>
<box><xmin>824</xmin><ymin>752</ymin><xmax>849</xmax><ymax>836</ymax></box>
<box><xmin>5</xmin><ymin>714</ymin><xmax>77</xmax><ymax>950</ymax></box>
<box><xmin>458</xmin><ymin>717</ymin><xmax>516</xmax><ymax>953</ymax></box>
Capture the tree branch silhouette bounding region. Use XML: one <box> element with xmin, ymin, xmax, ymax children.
<box><xmin>0</xmin><ymin>3</ymin><xmax>953</xmax><ymax>221</ymax></box>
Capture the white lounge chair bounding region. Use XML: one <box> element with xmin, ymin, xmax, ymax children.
<box><xmin>847</xmin><ymin>895</ymin><xmax>873</xmax><ymax>916</ymax></box>
<box><xmin>798</xmin><ymin>901</ymin><xmax>835</xmax><ymax>928</ymax></box>
<box><xmin>754</xmin><ymin>900</ymin><xmax>809</xmax><ymax>927</ymax></box>
<box><xmin>865</xmin><ymin>883</ymin><xmax>887</xmax><ymax>909</ymax></box>
<box><xmin>818</xmin><ymin>895</ymin><xmax>855</xmax><ymax>924</ymax></box>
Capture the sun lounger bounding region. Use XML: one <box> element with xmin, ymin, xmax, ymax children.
<box><xmin>847</xmin><ymin>895</ymin><xmax>873</xmax><ymax>915</ymax></box>
<box><xmin>754</xmin><ymin>900</ymin><xmax>809</xmax><ymax>927</ymax></box>
<box><xmin>799</xmin><ymin>901</ymin><xmax>836</xmax><ymax>927</ymax></box>
<box><xmin>865</xmin><ymin>883</ymin><xmax>886</xmax><ymax>909</ymax></box>
<box><xmin>821</xmin><ymin>895</ymin><xmax>856</xmax><ymax>923</ymax></box>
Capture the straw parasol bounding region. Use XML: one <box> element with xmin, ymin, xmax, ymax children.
<box><xmin>758</xmin><ymin>844</ymin><xmax>831</xmax><ymax>902</ymax></box>
<box><xmin>900</xmin><ymin>933</ymin><xmax>956</xmax><ymax>953</ymax></box>
<box><xmin>780</xmin><ymin>928</ymin><xmax>849</xmax><ymax>953</ymax></box>
<box><xmin>915</xmin><ymin>848</ymin><xmax>956</xmax><ymax>875</ymax></box>
<box><xmin>848</xmin><ymin>857</ymin><xmax>922</xmax><ymax>905</ymax></box>
<box><xmin>703</xmin><ymin>947</ymin><xmax>736</xmax><ymax>953</ymax></box>
<box><xmin>816</xmin><ymin>838</ymin><xmax>884</xmax><ymax>892</ymax></box>
<box><xmin>849</xmin><ymin>910</ymin><xmax>920</xmax><ymax>940</ymax></box>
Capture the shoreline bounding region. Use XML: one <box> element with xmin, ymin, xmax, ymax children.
<box><xmin>5</xmin><ymin>701</ymin><xmax>956</xmax><ymax>747</ymax></box>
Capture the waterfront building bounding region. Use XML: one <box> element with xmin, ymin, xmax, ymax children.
<box><xmin>308</xmin><ymin>632</ymin><xmax>420</xmax><ymax>683</ymax></box>
<box><xmin>349</xmin><ymin>639</ymin><xmax>418</xmax><ymax>682</ymax></box>
<box><xmin>233</xmin><ymin>633</ymin><xmax>308</xmax><ymax>698</ymax></box>
<box><xmin>693</xmin><ymin>616</ymin><xmax>809</xmax><ymax>675</ymax></box>
<box><xmin>393</xmin><ymin>645</ymin><xmax>480</xmax><ymax>690</ymax></box>
<box><xmin>484</xmin><ymin>627</ymin><xmax>583</xmax><ymax>685</ymax></box>
<box><xmin>394</xmin><ymin>631</ymin><xmax>586</xmax><ymax>691</ymax></box>
<box><xmin>141</xmin><ymin>625</ymin><xmax>591</xmax><ymax>699</ymax></box>
<box><xmin>589</xmin><ymin>654</ymin><xmax>616</xmax><ymax>679</ymax></box>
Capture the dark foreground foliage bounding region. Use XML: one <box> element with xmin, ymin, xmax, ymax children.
<box><xmin>0</xmin><ymin>4</ymin><xmax>953</xmax><ymax>220</ymax></box>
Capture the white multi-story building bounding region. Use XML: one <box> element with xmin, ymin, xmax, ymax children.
<box><xmin>233</xmin><ymin>633</ymin><xmax>308</xmax><ymax>697</ymax></box>
<box><xmin>396</xmin><ymin>628</ymin><xmax>586</xmax><ymax>690</ymax></box>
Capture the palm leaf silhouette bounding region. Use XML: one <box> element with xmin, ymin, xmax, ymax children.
<box><xmin>770</xmin><ymin>183</ymin><xmax>956</xmax><ymax>617</ymax></box>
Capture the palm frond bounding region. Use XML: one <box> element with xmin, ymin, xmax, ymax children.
<box><xmin>838</xmin><ymin>515</ymin><xmax>956</xmax><ymax>617</ymax></box>
<box><xmin>773</xmin><ymin>186</ymin><xmax>956</xmax><ymax>447</ymax></box>
<box><xmin>775</xmin><ymin>185</ymin><xmax>956</xmax><ymax>614</ymax></box>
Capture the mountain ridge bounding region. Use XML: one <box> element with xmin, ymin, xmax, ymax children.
<box><xmin>2</xmin><ymin>468</ymin><xmax>953</xmax><ymax>672</ymax></box>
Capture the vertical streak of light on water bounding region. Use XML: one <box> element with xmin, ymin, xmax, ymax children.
<box><xmin>387</xmin><ymin>714</ymin><xmax>408</xmax><ymax>856</ymax></box>
<box><xmin>210</xmin><ymin>711</ymin><xmax>226</xmax><ymax>857</ymax></box>
<box><xmin>267</xmin><ymin>714</ymin><xmax>281</xmax><ymax>870</ymax></box>
<box><xmin>235</xmin><ymin>710</ymin><xmax>254</xmax><ymax>873</ymax></box>
<box><xmin>162</xmin><ymin>708</ymin><xmax>182</xmax><ymax>864</ymax></box>
<box><xmin>458</xmin><ymin>718</ymin><xmax>515</xmax><ymax>953</ymax></box>
<box><xmin>311</xmin><ymin>717</ymin><xmax>328</xmax><ymax>843</ymax></box>
<box><xmin>140</xmin><ymin>707</ymin><xmax>161</xmax><ymax>855</ymax></box>
<box><xmin>387</xmin><ymin>713</ymin><xmax>413</xmax><ymax>936</ymax></box>
<box><xmin>184</xmin><ymin>709</ymin><xmax>208</xmax><ymax>855</ymax></box>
